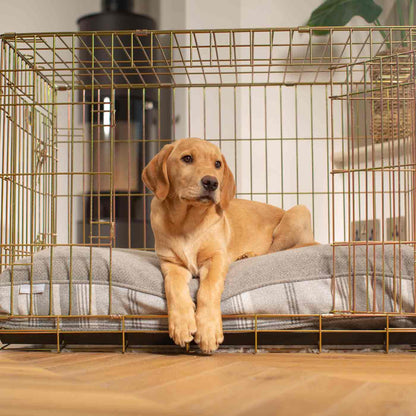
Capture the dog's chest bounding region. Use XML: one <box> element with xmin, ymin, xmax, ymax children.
<box><xmin>178</xmin><ymin>237</ymin><xmax>200</xmax><ymax>276</ymax></box>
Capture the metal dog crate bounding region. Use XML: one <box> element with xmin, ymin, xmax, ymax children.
<box><xmin>1</xmin><ymin>27</ymin><xmax>416</xmax><ymax>352</ymax></box>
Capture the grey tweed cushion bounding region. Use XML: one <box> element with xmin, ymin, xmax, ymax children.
<box><xmin>0</xmin><ymin>244</ymin><xmax>414</xmax><ymax>331</ymax></box>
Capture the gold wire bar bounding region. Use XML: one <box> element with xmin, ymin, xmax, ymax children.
<box><xmin>249</xmin><ymin>85</ymin><xmax>253</xmax><ymax>199</ymax></box>
<box><xmin>386</xmin><ymin>327</ymin><xmax>416</xmax><ymax>332</ymax></box>
<box><xmin>56</xmin><ymin>316</ymin><xmax>60</xmax><ymax>352</ymax></box>
<box><xmin>2</xmin><ymin>312</ymin><xmax>414</xmax><ymax>320</ymax></box>
<box><xmin>279</xmin><ymin>85</ymin><xmax>283</xmax><ymax>208</ymax></box>
<box><xmin>109</xmin><ymin>33</ymin><xmax>115</xmax><ymax>314</ymax></box>
<box><xmin>264</xmin><ymin>86</ymin><xmax>268</xmax><ymax>204</ymax></box>
<box><xmin>122</xmin><ymin>315</ymin><xmax>126</xmax><ymax>353</ymax></box>
<box><xmin>0</xmin><ymin>82</ymin><xmax>361</xmax><ymax>93</ymax></box>
<box><xmin>9</xmin><ymin>35</ymin><xmax>19</xmax><ymax>315</ymax></box>
<box><xmin>319</xmin><ymin>315</ymin><xmax>322</xmax><ymax>352</ymax></box>
<box><xmin>127</xmin><ymin>89</ymin><xmax>132</xmax><ymax>248</ymax></box>
<box><xmin>29</xmin><ymin>35</ymin><xmax>37</xmax><ymax>315</ymax></box>
<box><xmin>2</xmin><ymin>312</ymin><xmax>416</xmax><ymax>320</ymax></box>
<box><xmin>332</xmin><ymin>240</ymin><xmax>416</xmax><ymax>246</ymax></box>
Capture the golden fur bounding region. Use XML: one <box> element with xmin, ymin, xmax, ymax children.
<box><xmin>142</xmin><ymin>138</ymin><xmax>317</xmax><ymax>353</ymax></box>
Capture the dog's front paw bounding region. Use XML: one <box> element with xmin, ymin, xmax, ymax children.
<box><xmin>168</xmin><ymin>303</ymin><xmax>197</xmax><ymax>347</ymax></box>
<box><xmin>194</xmin><ymin>308</ymin><xmax>224</xmax><ymax>354</ymax></box>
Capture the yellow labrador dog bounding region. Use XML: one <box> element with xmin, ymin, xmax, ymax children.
<box><xmin>142</xmin><ymin>137</ymin><xmax>317</xmax><ymax>353</ymax></box>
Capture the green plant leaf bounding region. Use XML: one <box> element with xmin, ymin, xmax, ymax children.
<box><xmin>307</xmin><ymin>0</ymin><xmax>383</xmax><ymax>35</ymax></box>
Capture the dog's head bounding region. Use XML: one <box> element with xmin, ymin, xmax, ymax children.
<box><xmin>142</xmin><ymin>138</ymin><xmax>236</xmax><ymax>209</ymax></box>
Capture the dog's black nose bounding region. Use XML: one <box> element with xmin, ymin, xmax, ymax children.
<box><xmin>201</xmin><ymin>176</ymin><xmax>218</xmax><ymax>192</ymax></box>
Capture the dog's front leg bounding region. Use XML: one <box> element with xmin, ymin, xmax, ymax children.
<box><xmin>161</xmin><ymin>261</ymin><xmax>197</xmax><ymax>347</ymax></box>
<box><xmin>194</xmin><ymin>254</ymin><xmax>228</xmax><ymax>354</ymax></box>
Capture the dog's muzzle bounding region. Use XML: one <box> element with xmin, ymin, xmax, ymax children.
<box><xmin>199</xmin><ymin>175</ymin><xmax>218</xmax><ymax>202</ymax></box>
<box><xmin>201</xmin><ymin>175</ymin><xmax>218</xmax><ymax>191</ymax></box>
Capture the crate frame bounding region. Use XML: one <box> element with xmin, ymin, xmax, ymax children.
<box><xmin>1</xmin><ymin>26</ymin><xmax>416</xmax><ymax>352</ymax></box>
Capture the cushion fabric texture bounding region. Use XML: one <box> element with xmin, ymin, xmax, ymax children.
<box><xmin>0</xmin><ymin>244</ymin><xmax>414</xmax><ymax>331</ymax></box>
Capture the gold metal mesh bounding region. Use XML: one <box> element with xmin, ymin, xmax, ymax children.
<box><xmin>1</xmin><ymin>27</ymin><xmax>416</xmax><ymax>352</ymax></box>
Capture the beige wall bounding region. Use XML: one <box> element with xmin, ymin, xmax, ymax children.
<box><xmin>0</xmin><ymin>0</ymin><xmax>100</xmax><ymax>33</ymax></box>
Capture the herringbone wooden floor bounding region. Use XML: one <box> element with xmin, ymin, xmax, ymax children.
<box><xmin>2</xmin><ymin>349</ymin><xmax>416</xmax><ymax>415</ymax></box>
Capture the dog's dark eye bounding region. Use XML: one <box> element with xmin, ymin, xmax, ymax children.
<box><xmin>181</xmin><ymin>155</ymin><xmax>193</xmax><ymax>164</ymax></box>
<box><xmin>215</xmin><ymin>160</ymin><xmax>221</xmax><ymax>169</ymax></box>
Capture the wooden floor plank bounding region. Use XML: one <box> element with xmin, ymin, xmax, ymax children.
<box><xmin>103</xmin><ymin>354</ymin><xmax>242</xmax><ymax>392</ymax></box>
<box><xmin>174</xmin><ymin>367</ymin><xmax>318</xmax><ymax>416</ymax></box>
<box><xmin>2</xmin><ymin>351</ymin><xmax>416</xmax><ymax>416</ymax></box>
<box><xmin>11</xmin><ymin>352</ymin><xmax>118</xmax><ymax>368</ymax></box>
<box><xmin>139</xmin><ymin>361</ymin><xmax>272</xmax><ymax>406</ymax></box>
<box><xmin>237</xmin><ymin>373</ymin><xmax>365</xmax><ymax>416</ymax></box>
<box><xmin>70</xmin><ymin>354</ymin><xmax>190</xmax><ymax>382</ymax></box>
<box><xmin>0</xmin><ymin>385</ymin><xmax>173</xmax><ymax>416</ymax></box>
<box><xmin>42</xmin><ymin>352</ymin><xmax>156</xmax><ymax>375</ymax></box>
<box><xmin>322</xmin><ymin>382</ymin><xmax>416</xmax><ymax>416</ymax></box>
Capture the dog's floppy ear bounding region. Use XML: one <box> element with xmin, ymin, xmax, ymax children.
<box><xmin>219</xmin><ymin>154</ymin><xmax>236</xmax><ymax>210</ymax></box>
<box><xmin>142</xmin><ymin>143</ymin><xmax>174</xmax><ymax>200</ymax></box>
